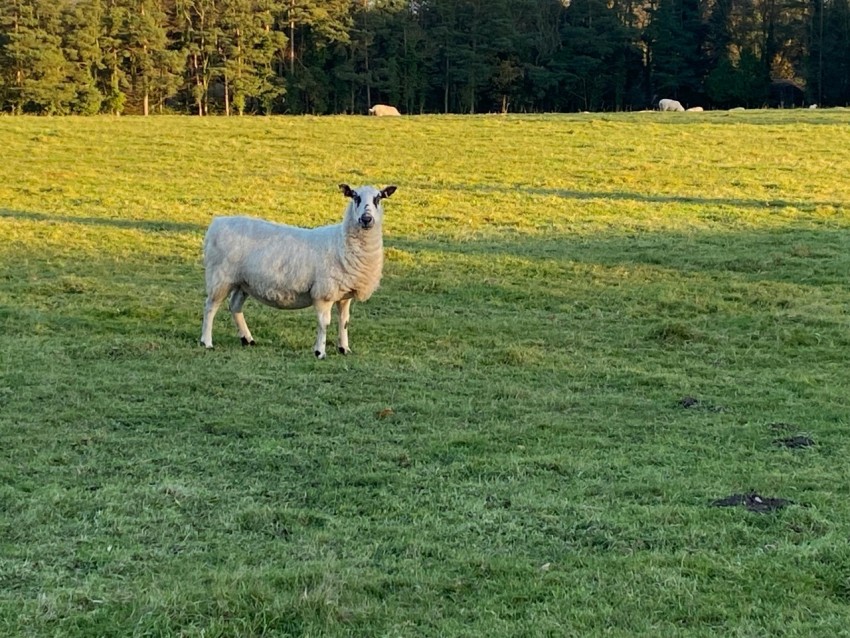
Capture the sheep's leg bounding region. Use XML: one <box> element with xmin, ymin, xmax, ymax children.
<box><xmin>336</xmin><ymin>299</ymin><xmax>352</xmax><ymax>355</ymax></box>
<box><xmin>229</xmin><ymin>288</ymin><xmax>255</xmax><ymax>346</ymax></box>
<box><xmin>313</xmin><ymin>301</ymin><xmax>333</xmax><ymax>359</ymax></box>
<box><xmin>200</xmin><ymin>285</ymin><xmax>231</xmax><ymax>348</ymax></box>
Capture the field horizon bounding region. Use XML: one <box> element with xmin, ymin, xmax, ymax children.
<box><xmin>2</xmin><ymin>111</ymin><xmax>850</xmax><ymax>636</ymax></box>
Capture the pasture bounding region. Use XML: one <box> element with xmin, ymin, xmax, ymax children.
<box><xmin>2</xmin><ymin>110</ymin><xmax>850</xmax><ymax>637</ymax></box>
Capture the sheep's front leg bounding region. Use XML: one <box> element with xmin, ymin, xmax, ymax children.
<box><xmin>200</xmin><ymin>285</ymin><xmax>231</xmax><ymax>348</ymax></box>
<box><xmin>336</xmin><ymin>299</ymin><xmax>352</xmax><ymax>355</ymax></box>
<box><xmin>229</xmin><ymin>288</ymin><xmax>255</xmax><ymax>346</ymax></box>
<box><xmin>313</xmin><ymin>301</ymin><xmax>333</xmax><ymax>359</ymax></box>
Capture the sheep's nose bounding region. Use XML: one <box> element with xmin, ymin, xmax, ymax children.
<box><xmin>360</xmin><ymin>213</ymin><xmax>374</xmax><ymax>227</ymax></box>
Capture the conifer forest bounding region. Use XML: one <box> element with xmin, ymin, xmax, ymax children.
<box><xmin>0</xmin><ymin>0</ymin><xmax>847</xmax><ymax>115</ymax></box>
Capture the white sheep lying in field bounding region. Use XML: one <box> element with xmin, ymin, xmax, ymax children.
<box><xmin>368</xmin><ymin>104</ymin><xmax>401</xmax><ymax>116</ymax></box>
<box><xmin>658</xmin><ymin>98</ymin><xmax>685</xmax><ymax>111</ymax></box>
<box><xmin>200</xmin><ymin>183</ymin><xmax>398</xmax><ymax>358</ymax></box>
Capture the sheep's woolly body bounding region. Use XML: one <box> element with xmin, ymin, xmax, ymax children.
<box><xmin>368</xmin><ymin>104</ymin><xmax>401</xmax><ymax>116</ymax></box>
<box><xmin>200</xmin><ymin>184</ymin><xmax>396</xmax><ymax>358</ymax></box>
<box><xmin>204</xmin><ymin>217</ymin><xmax>382</xmax><ymax>307</ymax></box>
<box><xmin>658</xmin><ymin>98</ymin><xmax>684</xmax><ymax>112</ymax></box>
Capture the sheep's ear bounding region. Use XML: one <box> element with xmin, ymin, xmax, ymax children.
<box><xmin>339</xmin><ymin>184</ymin><xmax>355</xmax><ymax>198</ymax></box>
<box><xmin>380</xmin><ymin>185</ymin><xmax>397</xmax><ymax>199</ymax></box>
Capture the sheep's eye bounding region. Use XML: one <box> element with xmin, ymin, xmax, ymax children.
<box><xmin>353</xmin><ymin>194</ymin><xmax>361</xmax><ymax>205</ymax></box>
<box><xmin>373</xmin><ymin>196</ymin><xmax>380</xmax><ymax>206</ymax></box>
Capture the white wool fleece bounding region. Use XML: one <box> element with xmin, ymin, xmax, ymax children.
<box><xmin>200</xmin><ymin>183</ymin><xmax>397</xmax><ymax>358</ymax></box>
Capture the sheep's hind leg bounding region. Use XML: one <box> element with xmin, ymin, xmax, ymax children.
<box><xmin>313</xmin><ymin>301</ymin><xmax>333</xmax><ymax>359</ymax></box>
<box><xmin>200</xmin><ymin>284</ymin><xmax>231</xmax><ymax>348</ymax></box>
<box><xmin>230</xmin><ymin>288</ymin><xmax>255</xmax><ymax>346</ymax></box>
<box><xmin>336</xmin><ymin>299</ymin><xmax>352</xmax><ymax>355</ymax></box>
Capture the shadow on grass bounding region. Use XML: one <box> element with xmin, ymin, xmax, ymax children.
<box><xmin>418</xmin><ymin>182</ymin><xmax>849</xmax><ymax>212</ymax></box>
<box><xmin>1</xmin><ymin>228</ymin><xmax>848</xmax><ymax>361</ymax></box>
<box><xmin>0</xmin><ymin>208</ymin><xmax>206</xmax><ymax>234</ymax></box>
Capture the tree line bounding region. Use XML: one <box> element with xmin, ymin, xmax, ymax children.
<box><xmin>0</xmin><ymin>0</ymin><xmax>848</xmax><ymax>116</ymax></box>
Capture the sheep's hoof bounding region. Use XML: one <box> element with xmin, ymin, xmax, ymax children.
<box><xmin>200</xmin><ymin>340</ymin><xmax>213</xmax><ymax>349</ymax></box>
<box><xmin>314</xmin><ymin>350</ymin><xmax>326</xmax><ymax>359</ymax></box>
<box><xmin>338</xmin><ymin>347</ymin><xmax>351</xmax><ymax>355</ymax></box>
<box><xmin>241</xmin><ymin>337</ymin><xmax>256</xmax><ymax>347</ymax></box>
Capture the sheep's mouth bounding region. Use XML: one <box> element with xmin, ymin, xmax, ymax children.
<box><xmin>359</xmin><ymin>219</ymin><xmax>375</xmax><ymax>229</ymax></box>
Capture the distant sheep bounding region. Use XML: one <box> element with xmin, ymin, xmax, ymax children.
<box><xmin>658</xmin><ymin>99</ymin><xmax>685</xmax><ymax>112</ymax></box>
<box><xmin>200</xmin><ymin>183</ymin><xmax>398</xmax><ymax>358</ymax></box>
<box><xmin>686</xmin><ymin>106</ymin><xmax>704</xmax><ymax>112</ymax></box>
<box><xmin>368</xmin><ymin>104</ymin><xmax>401</xmax><ymax>116</ymax></box>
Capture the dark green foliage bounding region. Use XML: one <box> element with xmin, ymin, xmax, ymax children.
<box><xmin>647</xmin><ymin>0</ymin><xmax>707</xmax><ymax>107</ymax></box>
<box><xmin>707</xmin><ymin>50</ymin><xmax>771</xmax><ymax>108</ymax></box>
<box><xmin>0</xmin><ymin>0</ymin><xmax>848</xmax><ymax>113</ymax></box>
<box><xmin>809</xmin><ymin>0</ymin><xmax>850</xmax><ymax>105</ymax></box>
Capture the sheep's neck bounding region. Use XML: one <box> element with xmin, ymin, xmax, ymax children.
<box><xmin>342</xmin><ymin>223</ymin><xmax>383</xmax><ymax>254</ymax></box>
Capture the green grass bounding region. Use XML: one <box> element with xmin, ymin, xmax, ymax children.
<box><xmin>2</xmin><ymin>110</ymin><xmax>850</xmax><ymax>637</ymax></box>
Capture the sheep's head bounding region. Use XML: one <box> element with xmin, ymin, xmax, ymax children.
<box><xmin>339</xmin><ymin>184</ymin><xmax>397</xmax><ymax>231</ymax></box>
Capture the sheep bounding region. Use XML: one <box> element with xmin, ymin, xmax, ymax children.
<box><xmin>658</xmin><ymin>98</ymin><xmax>685</xmax><ymax>112</ymax></box>
<box><xmin>200</xmin><ymin>183</ymin><xmax>398</xmax><ymax>358</ymax></box>
<box><xmin>368</xmin><ymin>104</ymin><xmax>401</xmax><ymax>116</ymax></box>
<box><xmin>686</xmin><ymin>106</ymin><xmax>704</xmax><ymax>112</ymax></box>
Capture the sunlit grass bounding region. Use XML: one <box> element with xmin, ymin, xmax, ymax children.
<box><xmin>2</xmin><ymin>111</ymin><xmax>850</xmax><ymax>636</ymax></box>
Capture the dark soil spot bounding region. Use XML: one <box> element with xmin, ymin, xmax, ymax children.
<box><xmin>711</xmin><ymin>492</ymin><xmax>791</xmax><ymax>513</ymax></box>
<box><xmin>678</xmin><ymin>396</ymin><xmax>700</xmax><ymax>408</ymax></box>
<box><xmin>677</xmin><ymin>396</ymin><xmax>726</xmax><ymax>412</ymax></box>
<box><xmin>773</xmin><ymin>435</ymin><xmax>815</xmax><ymax>449</ymax></box>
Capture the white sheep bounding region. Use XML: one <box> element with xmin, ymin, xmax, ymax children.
<box><xmin>658</xmin><ymin>98</ymin><xmax>685</xmax><ymax>112</ymax></box>
<box><xmin>368</xmin><ymin>104</ymin><xmax>401</xmax><ymax>116</ymax></box>
<box><xmin>200</xmin><ymin>183</ymin><xmax>398</xmax><ymax>358</ymax></box>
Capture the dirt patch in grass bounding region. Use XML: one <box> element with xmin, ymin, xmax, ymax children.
<box><xmin>677</xmin><ymin>396</ymin><xmax>726</xmax><ymax>412</ymax></box>
<box><xmin>773</xmin><ymin>435</ymin><xmax>815</xmax><ymax>449</ymax></box>
<box><xmin>711</xmin><ymin>492</ymin><xmax>792</xmax><ymax>513</ymax></box>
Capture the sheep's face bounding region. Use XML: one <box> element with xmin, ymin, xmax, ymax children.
<box><xmin>339</xmin><ymin>184</ymin><xmax>397</xmax><ymax>231</ymax></box>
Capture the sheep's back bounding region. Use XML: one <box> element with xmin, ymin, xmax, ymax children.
<box><xmin>205</xmin><ymin>216</ymin><xmax>336</xmax><ymax>287</ymax></box>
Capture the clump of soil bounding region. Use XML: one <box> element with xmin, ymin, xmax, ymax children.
<box><xmin>711</xmin><ymin>492</ymin><xmax>793</xmax><ymax>514</ymax></box>
<box><xmin>773</xmin><ymin>435</ymin><xmax>815</xmax><ymax>449</ymax></box>
<box><xmin>678</xmin><ymin>396</ymin><xmax>700</xmax><ymax>408</ymax></box>
<box><xmin>677</xmin><ymin>396</ymin><xmax>725</xmax><ymax>412</ymax></box>
<box><xmin>711</xmin><ymin>492</ymin><xmax>791</xmax><ymax>513</ymax></box>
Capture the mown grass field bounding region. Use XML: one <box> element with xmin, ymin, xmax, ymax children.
<box><xmin>2</xmin><ymin>110</ymin><xmax>850</xmax><ymax>637</ymax></box>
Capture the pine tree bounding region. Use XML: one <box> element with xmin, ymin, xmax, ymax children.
<box><xmin>125</xmin><ymin>0</ymin><xmax>175</xmax><ymax>115</ymax></box>
<box><xmin>0</xmin><ymin>0</ymin><xmax>75</xmax><ymax>113</ymax></box>
<box><xmin>646</xmin><ymin>0</ymin><xmax>707</xmax><ymax>106</ymax></box>
<box><xmin>62</xmin><ymin>0</ymin><xmax>105</xmax><ymax>114</ymax></box>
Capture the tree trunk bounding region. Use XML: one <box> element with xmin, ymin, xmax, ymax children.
<box><xmin>290</xmin><ymin>0</ymin><xmax>296</xmax><ymax>74</ymax></box>
<box><xmin>193</xmin><ymin>52</ymin><xmax>203</xmax><ymax>115</ymax></box>
<box><xmin>444</xmin><ymin>56</ymin><xmax>450</xmax><ymax>113</ymax></box>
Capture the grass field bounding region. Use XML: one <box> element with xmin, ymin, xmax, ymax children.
<box><xmin>2</xmin><ymin>110</ymin><xmax>850</xmax><ymax>637</ymax></box>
